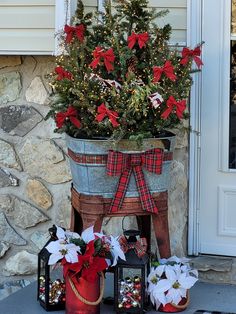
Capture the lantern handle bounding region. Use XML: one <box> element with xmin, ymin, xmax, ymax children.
<box><xmin>68</xmin><ymin>272</ymin><xmax>105</xmax><ymax>305</ymax></box>
<box><xmin>122</xmin><ymin>215</ymin><xmax>142</xmax><ymax>234</ymax></box>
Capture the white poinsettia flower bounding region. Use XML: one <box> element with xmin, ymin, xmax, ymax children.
<box><xmin>147</xmin><ymin>269</ymin><xmax>159</xmax><ymax>295</ymax></box>
<box><xmin>155</xmin><ymin>264</ymin><xmax>166</xmax><ymax>277</ymax></box>
<box><xmin>65</xmin><ymin>230</ymin><xmax>81</xmax><ymax>240</ymax></box>
<box><xmin>56</xmin><ymin>225</ymin><xmax>66</xmax><ymax>240</ymax></box>
<box><xmin>80</xmin><ymin>226</ymin><xmax>96</xmax><ymax>243</ymax></box>
<box><xmin>148</xmin><ymin>265</ymin><xmax>173</xmax><ymax>307</ymax></box>
<box><xmin>148</xmin><ymin>256</ymin><xmax>198</xmax><ymax>308</ymax></box>
<box><xmin>46</xmin><ymin>240</ymin><xmax>80</xmax><ymax>265</ymax></box>
<box><xmin>147</xmin><ymin>265</ymin><xmax>165</xmax><ymax>288</ymax></box>
<box><xmin>163</xmin><ymin>266</ymin><xmax>198</xmax><ymax>305</ymax></box>
<box><xmin>152</xmin><ymin>277</ymin><xmax>171</xmax><ymax>306</ymax></box>
<box><xmin>94</xmin><ymin>231</ymin><xmax>107</xmax><ymax>239</ymax></box>
<box><xmin>80</xmin><ymin>226</ymin><xmax>105</xmax><ymax>243</ymax></box>
<box><xmin>189</xmin><ymin>268</ymin><xmax>198</xmax><ymax>277</ymax></box>
<box><xmin>147</xmin><ymin>264</ymin><xmax>167</xmax><ymax>296</ymax></box>
<box><xmin>160</xmin><ymin>255</ymin><xmax>191</xmax><ymax>265</ymax></box>
<box><xmin>108</xmin><ymin>235</ymin><xmax>126</xmax><ymax>266</ymax></box>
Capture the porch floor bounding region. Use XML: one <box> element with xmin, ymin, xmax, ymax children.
<box><xmin>0</xmin><ymin>280</ymin><xmax>236</xmax><ymax>314</ymax></box>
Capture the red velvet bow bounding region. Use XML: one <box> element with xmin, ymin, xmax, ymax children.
<box><xmin>90</xmin><ymin>47</ymin><xmax>115</xmax><ymax>72</ymax></box>
<box><xmin>96</xmin><ymin>103</ymin><xmax>119</xmax><ymax>127</ymax></box>
<box><xmin>64</xmin><ymin>24</ymin><xmax>85</xmax><ymax>43</ymax></box>
<box><xmin>106</xmin><ymin>149</ymin><xmax>164</xmax><ymax>213</ymax></box>
<box><xmin>128</xmin><ymin>32</ymin><xmax>149</xmax><ymax>49</ymax></box>
<box><xmin>119</xmin><ymin>235</ymin><xmax>147</xmax><ymax>258</ymax></box>
<box><xmin>180</xmin><ymin>46</ymin><xmax>203</xmax><ymax>68</ymax></box>
<box><xmin>161</xmin><ymin>96</ymin><xmax>186</xmax><ymax>120</ymax></box>
<box><xmin>153</xmin><ymin>61</ymin><xmax>176</xmax><ymax>83</ymax></box>
<box><xmin>55</xmin><ymin>66</ymin><xmax>73</xmax><ymax>81</ymax></box>
<box><xmin>55</xmin><ymin>106</ymin><xmax>81</xmax><ymax>129</ymax></box>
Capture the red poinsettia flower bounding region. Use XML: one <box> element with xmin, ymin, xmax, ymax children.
<box><xmin>62</xmin><ymin>240</ymin><xmax>108</xmax><ymax>282</ymax></box>
<box><xmin>55</xmin><ymin>66</ymin><xmax>73</xmax><ymax>81</ymax></box>
<box><xmin>81</xmin><ymin>256</ymin><xmax>108</xmax><ymax>282</ymax></box>
<box><xmin>55</xmin><ymin>106</ymin><xmax>81</xmax><ymax>129</ymax></box>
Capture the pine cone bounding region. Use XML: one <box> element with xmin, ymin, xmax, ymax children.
<box><xmin>126</xmin><ymin>56</ymin><xmax>138</xmax><ymax>73</ymax></box>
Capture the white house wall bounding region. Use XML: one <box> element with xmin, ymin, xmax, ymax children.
<box><xmin>0</xmin><ymin>0</ymin><xmax>187</xmax><ymax>55</ymax></box>
<box><xmin>149</xmin><ymin>0</ymin><xmax>187</xmax><ymax>45</ymax></box>
<box><xmin>0</xmin><ymin>0</ymin><xmax>56</xmax><ymax>55</ymax></box>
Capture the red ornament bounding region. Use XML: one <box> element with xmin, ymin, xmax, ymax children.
<box><xmin>134</xmin><ymin>283</ymin><xmax>141</xmax><ymax>290</ymax></box>
<box><xmin>125</xmin><ymin>303</ymin><xmax>132</xmax><ymax>309</ymax></box>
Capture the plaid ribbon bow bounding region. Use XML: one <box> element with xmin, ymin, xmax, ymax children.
<box><xmin>119</xmin><ymin>235</ymin><xmax>147</xmax><ymax>258</ymax></box>
<box><xmin>106</xmin><ymin>148</ymin><xmax>164</xmax><ymax>213</ymax></box>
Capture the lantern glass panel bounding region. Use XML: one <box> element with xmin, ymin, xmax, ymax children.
<box><xmin>39</xmin><ymin>263</ymin><xmax>65</xmax><ymax>309</ymax></box>
<box><xmin>116</xmin><ymin>266</ymin><xmax>145</xmax><ymax>311</ymax></box>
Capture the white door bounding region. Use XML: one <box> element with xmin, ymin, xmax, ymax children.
<box><xmin>199</xmin><ymin>0</ymin><xmax>236</xmax><ymax>256</ymax></box>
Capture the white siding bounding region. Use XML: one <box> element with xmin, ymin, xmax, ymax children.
<box><xmin>0</xmin><ymin>0</ymin><xmax>56</xmax><ymax>55</ymax></box>
<box><xmin>149</xmin><ymin>0</ymin><xmax>187</xmax><ymax>45</ymax></box>
<box><xmin>0</xmin><ymin>0</ymin><xmax>98</xmax><ymax>55</ymax></box>
<box><xmin>111</xmin><ymin>0</ymin><xmax>187</xmax><ymax>45</ymax></box>
<box><xmin>0</xmin><ymin>0</ymin><xmax>186</xmax><ymax>55</ymax></box>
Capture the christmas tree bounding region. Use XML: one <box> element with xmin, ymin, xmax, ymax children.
<box><xmin>48</xmin><ymin>0</ymin><xmax>202</xmax><ymax>142</ymax></box>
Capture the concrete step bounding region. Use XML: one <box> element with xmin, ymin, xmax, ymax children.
<box><xmin>190</xmin><ymin>255</ymin><xmax>236</xmax><ymax>285</ymax></box>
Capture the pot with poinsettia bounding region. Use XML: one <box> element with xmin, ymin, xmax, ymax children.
<box><xmin>147</xmin><ymin>256</ymin><xmax>198</xmax><ymax>312</ymax></box>
<box><xmin>45</xmin><ymin>225</ymin><xmax>125</xmax><ymax>314</ymax></box>
<box><xmin>46</xmin><ymin>0</ymin><xmax>202</xmax><ymax>240</ymax></box>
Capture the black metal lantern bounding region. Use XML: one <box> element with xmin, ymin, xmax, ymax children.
<box><xmin>37</xmin><ymin>225</ymin><xmax>66</xmax><ymax>311</ymax></box>
<box><xmin>114</xmin><ymin>229</ymin><xmax>150</xmax><ymax>313</ymax></box>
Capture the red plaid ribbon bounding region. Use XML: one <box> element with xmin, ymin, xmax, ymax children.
<box><xmin>106</xmin><ymin>148</ymin><xmax>164</xmax><ymax>213</ymax></box>
<box><xmin>119</xmin><ymin>235</ymin><xmax>147</xmax><ymax>258</ymax></box>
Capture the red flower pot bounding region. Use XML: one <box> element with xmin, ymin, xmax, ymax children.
<box><xmin>158</xmin><ymin>292</ymin><xmax>189</xmax><ymax>313</ymax></box>
<box><xmin>65</xmin><ymin>273</ymin><xmax>104</xmax><ymax>314</ymax></box>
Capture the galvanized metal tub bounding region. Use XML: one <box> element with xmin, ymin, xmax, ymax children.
<box><xmin>66</xmin><ymin>133</ymin><xmax>176</xmax><ymax>198</ymax></box>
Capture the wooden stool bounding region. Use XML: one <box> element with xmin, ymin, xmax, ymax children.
<box><xmin>70</xmin><ymin>186</ymin><xmax>171</xmax><ymax>258</ymax></box>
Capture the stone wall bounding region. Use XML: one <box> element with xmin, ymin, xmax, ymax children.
<box><xmin>0</xmin><ymin>56</ymin><xmax>188</xmax><ymax>299</ymax></box>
